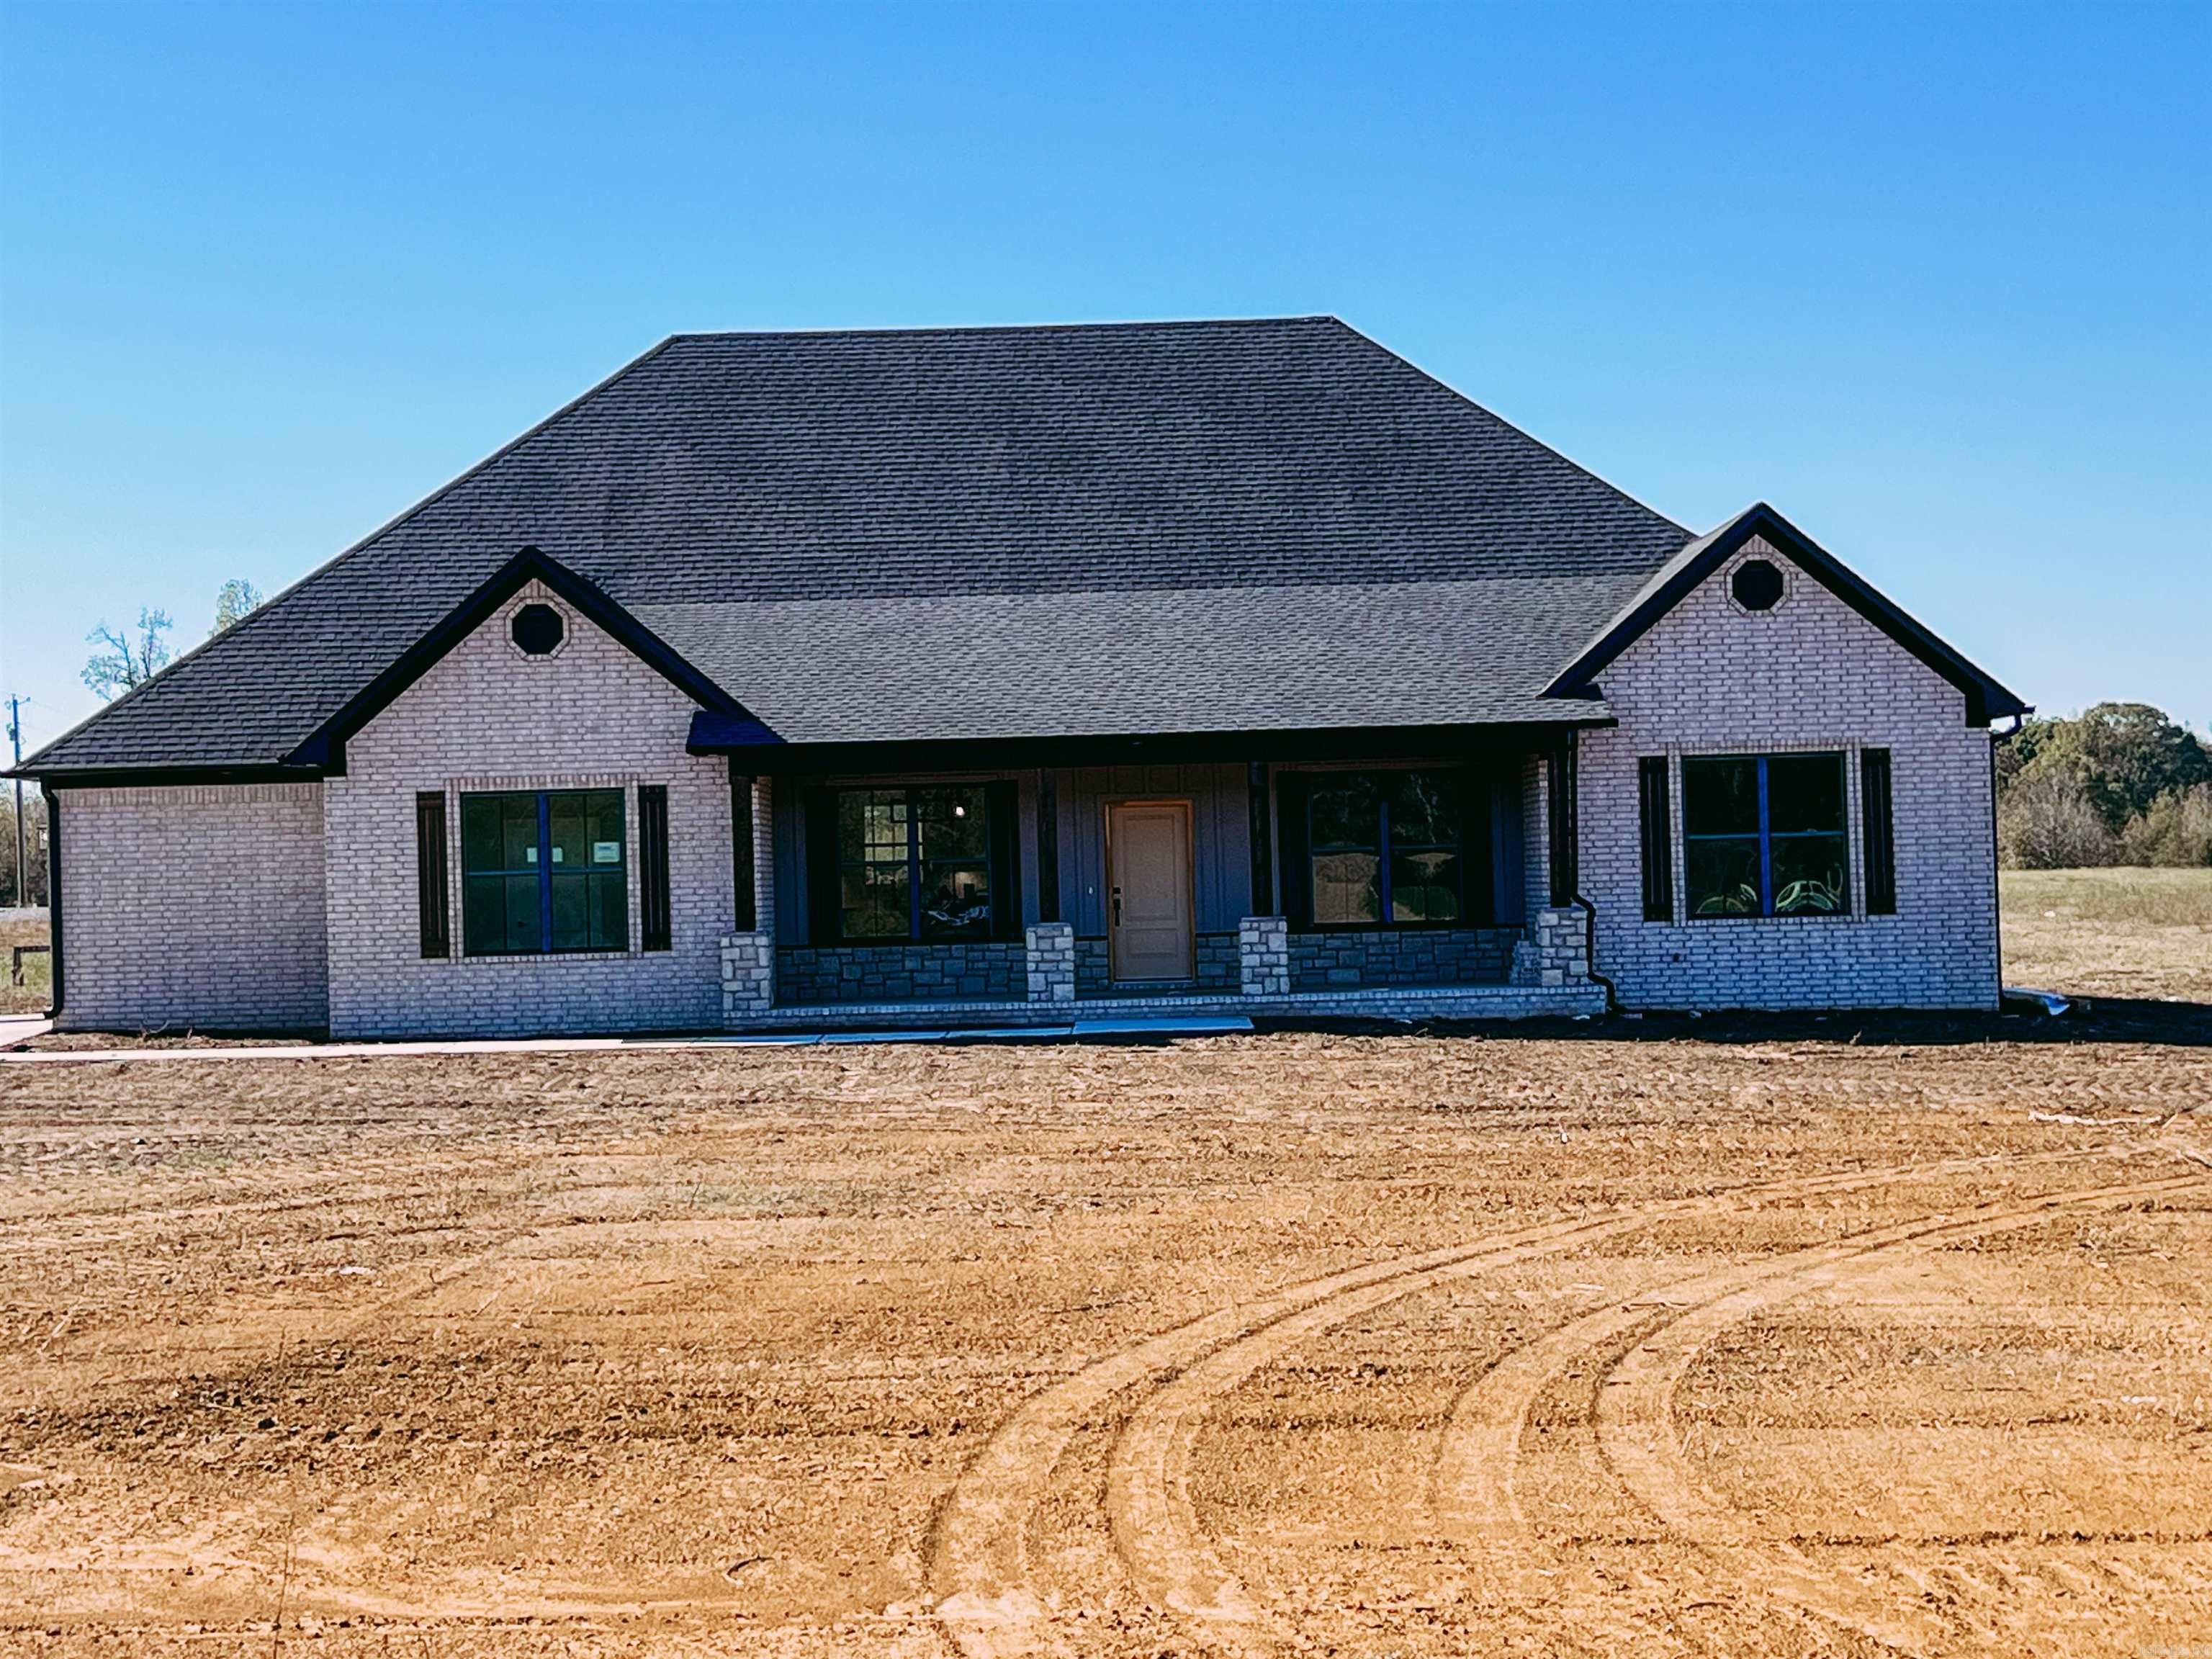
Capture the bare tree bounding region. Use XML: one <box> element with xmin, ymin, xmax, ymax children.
<box><xmin>82</xmin><ymin>608</ymin><xmax>174</xmax><ymax>701</ymax></box>
<box><xmin>212</xmin><ymin>578</ymin><xmax>264</xmax><ymax>635</ymax></box>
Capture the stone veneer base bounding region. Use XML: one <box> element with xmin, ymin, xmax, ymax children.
<box><xmin>719</xmin><ymin>979</ymin><xmax>1606</xmax><ymax>1031</ymax></box>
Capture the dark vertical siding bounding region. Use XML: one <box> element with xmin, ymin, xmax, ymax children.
<box><xmin>1546</xmin><ymin>742</ymin><xmax>1580</xmax><ymax>905</ymax></box>
<box><xmin>729</xmin><ymin>770</ymin><xmax>756</xmax><ymax>932</ymax></box>
<box><xmin>1059</xmin><ymin>763</ymin><xmax>1249</xmax><ymax>933</ymax></box>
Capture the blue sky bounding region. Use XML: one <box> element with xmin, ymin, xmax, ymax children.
<box><xmin>2</xmin><ymin>1</ymin><xmax>2206</xmax><ymax>758</ymax></box>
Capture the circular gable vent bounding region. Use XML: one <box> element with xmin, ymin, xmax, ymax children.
<box><xmin>511</xmin><ymin>602</ymin><xmax>566</xmax><ymax>655</ymax></box>
<box><xmin>1730</xmin><ymin>558</ymin><xmax>1784</xmax><ymax>612</ymax></box>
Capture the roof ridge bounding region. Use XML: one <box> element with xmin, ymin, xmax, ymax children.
<box><xmin>661</xmin><ymin>315</ymin><xmax>1341</xmax><ymax>343</ymax></box>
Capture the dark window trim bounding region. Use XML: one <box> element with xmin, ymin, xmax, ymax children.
<box><xmin>819</xmin><ymin>781</ymin><xmax>1009</xmax><ymax>945</ymax></box>
<box><xmin>1294</xmin><ymin>765</ymin><xmax>1492</xmax><ymax>932</ymax></box>
<box><xmin>1681</xmin><ymin>752</ymin><xmax>1852</xmax><ymax>922</ymax></box>
<box><xmin>459</xmin><ymin>786</ymin><xmax>631</xmax><ymax>957</ymax></box>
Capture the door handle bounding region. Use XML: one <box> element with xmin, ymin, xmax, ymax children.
<box><xmin>1111</xmin><ymin>886</ymin><xmax>1123</xmax><ymax>926</ymax></box>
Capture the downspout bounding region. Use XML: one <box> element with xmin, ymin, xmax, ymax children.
<box><xmin>1573</xmin><ymin>892</ymin><xmax>1619</xmax><ymax>1014</ymax></box>
<box><xmin>1551</xmin><ymin>732</ymin><xmax>1618</xmax><ymax>1014</ymax></box>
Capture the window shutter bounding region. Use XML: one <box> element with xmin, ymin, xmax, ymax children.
<box><xmin>639</xmin><ymin>785</ymin><xmax>673</xmax><ymax>951</ymax></box>
<box><xmin>729</xmin><ymin>772</ymin><xmax>757</xmax><ymax>932</ymax></box>
<box><xmin>1459</xmin><ymin>765</ymin><xmax>1496</xmax><ymax>925</ymax></box>
<box><xmin>1638</xmin><ymin>757</ymin><xmax>1673</xmax><ymax>922</ymax></box>
<box><xmin>1545</xmin><ymin>745</ymin><xmax>1580</xmax><ymax>906</ymax></box>
<box><xmin>1275</xmin><ymin>772</ymin><xmax>1311</xmax><ymax>930</ymax></box>
<box><xmin>804</xmin><ymin>788</ymin><xmax>841</xmax><ymax>944</ymax></box>
<box><xmin>1861</xmin><ymin>748</ymin><xmax>1897</xmax><ymax>915</ymax></box>
<box><xmin>414</xmin><ymin>791</ymin><xmax>450</xmax><ymax>959</ymax></box>
<box><xmin>986</xmin><ymin>778</ymin><xmax>1022</xmax><ymax>941</ymax></box>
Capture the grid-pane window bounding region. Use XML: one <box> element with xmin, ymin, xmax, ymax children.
<box><xmin>1305</xmin><ymin>768</ymin><xmax>1466</xmax><ymax>927</ymax></box>
<box><xmin>1681</xmin><ymin>755</ymin><xmax>1848</xmax><ymax>919</ymax></box>
<box><xmin>834</xmin><ymin>785</ymin><xmax>994</xmax><ymax>940</ymax></box>
<box><xmin>460</xmin><ymin>789</ymin><xmax>628</xmax><ymax>954</ymax></box>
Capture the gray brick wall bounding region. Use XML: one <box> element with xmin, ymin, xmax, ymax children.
<box><xmin>56</xmin><ymin>783</ymin><xmax>328</xmax><ymax>1032</ymax></box>
<box><xmin>778</xmin><ymin>941</ymin><xmax>1024</xmax><ymax>1004</ymax></box>
<box><xmin>325</xmin><ymin>580</ymin><xmax>734</xmax><ymax>1038</ymax></box>
<box><xmin>1579</xmin><ymin>536</ymin><xmax>2000</xmax><ymax>1011</ymax></box>
<box><xmin>1289</xmin><ymin>926</ymin><xmax>1518</xmax><ymax>990</ymax></box>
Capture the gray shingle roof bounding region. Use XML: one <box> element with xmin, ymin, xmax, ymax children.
<box><xmin>28</xmin><ymin>317</ymin><xmax>1691</xmax><ymax>775</ymax></box>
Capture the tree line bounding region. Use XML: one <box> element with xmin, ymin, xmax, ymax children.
<box><xmin>1996</xmin><ymin>702</ymin><xmax>2212</xmax><ymax>869</ymax></box>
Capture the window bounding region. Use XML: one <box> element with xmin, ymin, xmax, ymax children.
<box><xmin>1730</xmin><ymin>558</ymin><xmax>1784</xmax><ymax>612</ymax></box>
<box><xmin>1681</xmin><ymin>754</ymin><xmax>1848</xmax><ymax>918</ymax></box>
<box><xmin>511</xmin><ymin>603</ymin><xmax>565</xmax><ymax>655</ymax></box>
<box><xmin>832</xmin><ymin>784</ymin><xmax>995</xmax><ymax>941</ymax></box>
<box><xmin>460</xmin><ymin>789</ymin><xmax>628</xmax><ymax>954</ymax></box>
<box><xmin>1303</xmin><ymin>768</ymin><xmax>1475</xmax><ymax>926</ymax></box>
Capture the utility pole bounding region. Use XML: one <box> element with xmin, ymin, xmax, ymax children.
<box><xmin>6</xmin><ymin>696</ymin><xmax>22</xmax><ymax>909</ymax></box>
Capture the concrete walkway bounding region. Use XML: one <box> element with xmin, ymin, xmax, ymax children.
<box><xmin>0</xmin><ymin>1015</ymin><xmax>1256</xmax><ymax>1066</ymax></box>
<box><xmin>0</xmin><ymin>1015</ymin><xmax>53</xmax><ymax>1049</ymax></box>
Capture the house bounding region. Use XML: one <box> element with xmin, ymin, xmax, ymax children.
<box><xmin>17</xmin><ymin>318</ymin><xmax>2026</xmax><ymax>1037</ymax></box>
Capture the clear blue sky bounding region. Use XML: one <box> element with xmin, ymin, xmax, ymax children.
<box><xmin>3</xmin><ymin>1</ymin><xmax>2206</xmax><ymax>760</ymax></box>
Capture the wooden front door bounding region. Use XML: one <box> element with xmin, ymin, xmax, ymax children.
<box><xmin>1107</xmin><ymin>800</ymin><xmax>1195</xmax><ymax>984</ymax></box>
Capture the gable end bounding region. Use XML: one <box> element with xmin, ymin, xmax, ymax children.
<box><xmin>1542</xmin><ymin>503</ymin><xmax>2028</xmax><ymax>727</ymax></box>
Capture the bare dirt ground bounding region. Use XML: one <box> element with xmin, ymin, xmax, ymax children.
<box><xmin>4</xmin><ymin>1019</ymin><xmax>2211</xmax><ymax>1657</ymax></box>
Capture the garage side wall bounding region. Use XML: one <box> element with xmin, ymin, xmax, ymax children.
<box><xmin>1578</xmin><ymin>535</ymin><xmax>2000</xmax><ymax>1011</ymax></box>
<box><xmin>55</xmin><ymin>782</ymin><xmax>329</xmax><ymax>1031</ymax></box>
<box><xmin>325</xmin><ymin>580</ymin><xmax>733</xmax><ymax>1038</ymax></box>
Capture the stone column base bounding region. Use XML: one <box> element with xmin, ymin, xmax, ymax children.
<box><xmin>1025</xmin><ymin>921</ymin><xmax>1076</xmax><ymax>1003</ymax></box>
<box><xmin>721</xmin><ymin>930</ymin><xmax>775</xmax><ymax>1020</ymax></box>
<box><xmin>1238</xmin><ymin>914</ymin><xmax>1290</xmax><ymax>997</ymax></box>
<box><xmin>1510</xmin><ymin>905</ymin><xmax>1591</xmax><ymax>988</ymax></box>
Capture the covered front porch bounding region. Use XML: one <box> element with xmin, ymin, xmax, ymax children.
<box><xmin>701</xmin><ymin>722</ymin><xmax>1606</xmax><ymax>1030</ymax></box>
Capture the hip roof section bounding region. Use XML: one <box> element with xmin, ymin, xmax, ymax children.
<box><xmin>28</xmin><ymin>317</ymin><xmax>1690</xmax><ymax>773</ymax></box>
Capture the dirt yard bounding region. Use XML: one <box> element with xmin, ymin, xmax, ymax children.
<box><xmin>3</xmin><ymin>1022</ymin><xmax>2209</xmax><ymax>1656</ymax></box>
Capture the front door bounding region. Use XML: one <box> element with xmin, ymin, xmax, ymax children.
<box><xmin>1107</xmin><ymin>800</ymin><xmax>1195</xmax><ymax>984</ymax></box>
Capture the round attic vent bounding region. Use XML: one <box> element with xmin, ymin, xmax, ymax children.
<box><xmin>511</xmin><ymin>602</ymin><xmax>566</xmax><ymax>656</ymax></box>
<box><xmin>1730</xmin><ymin>558</ymin><xmax>1784</xmax><ymax>612</ymax></box>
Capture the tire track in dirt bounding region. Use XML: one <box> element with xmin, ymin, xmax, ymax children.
<box><xmin>1433</xmin><ymin>1163</ymin><xmax>2209</xmax><ymax>1655</ymax></box>
<box><xmin>1593</xmin><ymin>1169</ymin><xmax>2211</xmax><ymax>1653</ymax></box>
<box><xmin>928</xmin><ymin>1150</ymin><xmax>2100</xmax><ymax>1658</ymax></box>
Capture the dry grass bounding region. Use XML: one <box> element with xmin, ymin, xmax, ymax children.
<box><xmin>2</xmin><ymin>1030</ymin><xmax>2208</xmax><ymax>1655</ymax></box>
<box><xmin>0</xmin><ymin>918</ymin><xmax>48</xmax><ymax>1017</ymax></box>
<box><xmin>2002</xmin><ymin>866</ymin><xmax>2212</xmax><ymax>1002</ymax></box>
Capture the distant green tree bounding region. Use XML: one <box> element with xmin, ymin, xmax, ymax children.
<box><xmin>82</xmin><ymin>608</ymin><xmax>174</xmax><ymax>701</ymax></box>
<box><xmin>2000</xmin><ymin>702</ymin><xmax>2211</xmax><ymax>831</ymax></box>
<box><xmin>212</xmin><ymin>578</ymin><xmax>264</xmax><ymax>635</ymax></box>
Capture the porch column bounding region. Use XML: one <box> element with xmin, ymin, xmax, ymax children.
<box><xmin>1035</xmin><ymin>768</ymin><xmax>1060</xmax><ymax>924</ymax></box>
<box><xmin>721</xmin><ymin>770</ymin><xmax>776</xmax><ymax>1020</ymax></box>
<box><xmin>1510</xmin><ymin>742</ymin><xmax>1594</xmax><ymax>989</ymax></box>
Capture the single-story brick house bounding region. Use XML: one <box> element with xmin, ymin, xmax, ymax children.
<box><xmin>17</xmin><ymin>318</ymin><xmax>2026</xmax><ymax>1037</ymax></box>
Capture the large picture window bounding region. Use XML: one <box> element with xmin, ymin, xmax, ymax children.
<box><xmin>1681</xmin><ymin>754</ymin><xmax>1848</xmax><ymax>918</ymax></box>
<box><xmin>460</xmin><ymin>789</ymin><xmax>629</xmax><ymax>955</ymax></box>
<box><xmin>1303</xmin><ymin>768</ymin><xmax>1473</xmax><ymax>927</ymax></box>
<box><xmin>834</xmin><ymin>784</ymin><xmax>995</xmax><ymax>941</ymax></box>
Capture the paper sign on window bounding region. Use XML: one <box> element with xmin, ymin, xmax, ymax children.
<box><xmin>593</xmin><ymin>841</ymin><xmax>621</xmax><ymax>864</ymax></box>
<box><xmin>524</xmin><ymin>847</ymin><xmax>537</xmax><ymax>865</ymax></box>
<box><xmin>551</xmin><ymin>847</ymin><xmax>564</xmax><ymax>864</ymax></box>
